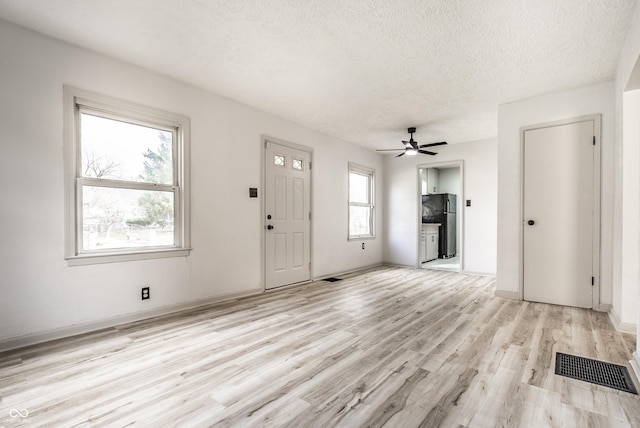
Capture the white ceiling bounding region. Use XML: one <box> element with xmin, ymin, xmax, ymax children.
<box><xmin>0</xmin><ymin>0</ymin><xmax>636</xmax><ymax>151</ymax></box>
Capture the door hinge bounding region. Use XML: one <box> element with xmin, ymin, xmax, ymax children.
<box><xmin>309</xmin><ymin>161</ymin><xmax>312</xmax><ymax>170</ymax></box>
<box><xmin>309</xmin><ymin>212</ymin><xmax>312</xmax><ymax>220</ymax></box>
<box><xmin>591</xmin><ymin>276</ymin><xmax>594</xmax><ymax>286</ymax></box>
<box><xmin>592</xmin><ymin>136</ymin><xmax>596</xmax><ymax>146</ymax></box>
<box><xmin>264</xmin><ymin>141</ymin><xmax>268</xmax><ymax>148</ymax></box>
<box><xmin>309</xmin><ymin>262</ymin><xmax>311</xmax><ymax>270</ymax></box>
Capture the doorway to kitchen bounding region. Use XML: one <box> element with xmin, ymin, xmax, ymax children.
<box><xmin>418</xmin><ymin>161</ymin><xmax>463</xmax><ymax>272</ymax></box>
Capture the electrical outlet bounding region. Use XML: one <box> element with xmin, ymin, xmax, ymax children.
<box><xmin>362</xmin><ymin>242</ymin><xmax>365</xmax><ymax>250</ymax></box>
<box><xmin>141</xmin><ymin>287</ymin><xmax>150</xmax><ymax>300</ymax></box>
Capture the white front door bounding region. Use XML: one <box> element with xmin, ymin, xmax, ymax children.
<box><xmin>264</xmin><ymin>140</ymin><xmax>311</xmax><ymax>290</ymax></box>
<box><xmin>523</xmin><ymin>119</ymin><xmax>596</xmax><ymax>308</ymax></box>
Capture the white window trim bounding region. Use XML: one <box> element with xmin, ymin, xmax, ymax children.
<box><xmin>348</xmin><ymin>162</ymin><xmax>376</xmax><ymax>240</ymax></box>
<box><xmin>63</xmin><ymin>86</ymin><xmax>191</xmax><ymax>266</ymax></box>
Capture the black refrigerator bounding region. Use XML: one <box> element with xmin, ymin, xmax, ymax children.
<box><xmin>422</xmin><ymin>193</ymin><xmax>457</xmax><ymax>258</ymax></box>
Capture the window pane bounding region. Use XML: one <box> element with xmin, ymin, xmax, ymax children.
<box><xmin>349</xmin><ymin>206</ymin><xmax>371</xmax><ymax>236</ymax></box>
<box><xmin>82</xmin><ymin>186</ymin><xmax>174</xmax><ymax>251</ymax></box>
<box><xmin>349</xmin><ymin>172</ymin><xmax>369</xmax><ymax>204</ymax></box>
<box><xmin>80</xmin><ymin>113</ymin><xmax>173</xmax><ymax>184</ymax></box>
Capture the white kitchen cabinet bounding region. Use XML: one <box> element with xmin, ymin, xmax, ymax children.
<box><xmin>427</xmin><ymin>168</ymin><xmax>439</xmax><ymax>194</ymax></box>
<box><xmin>421</xmin><ymin>170</ymin><xmax>428</xmax><ymax>195</ymax></box>
<box><xmin>421</xmin><ymin>168</ymin><xmax>440</xmax><ymax>195</ymax></box>
<box><xmin>426</xmin><ymin>228</ymin><xmax>439</xmax><ymax>261</ymax></box>
<box><xmin>420</xmin><ymin>226</ymin><xmax>427</xmax><ymax>262</ymax></box>
<box><xmin>421</xmin><ymin>224</ymin><xmax>440</xmax><ymax>262</ymax></box>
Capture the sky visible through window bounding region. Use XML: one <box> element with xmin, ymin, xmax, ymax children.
<box><xmin>80</xmin><ymin>113</ymin><xmax>172</xmax><ymax>184</ymax></box>
<box><xmin>349</xmin><ymin>172</ymin><xmax>369</xmax><ymax>203</ymax></box>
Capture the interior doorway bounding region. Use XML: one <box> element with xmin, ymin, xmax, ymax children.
<box><xmin>418</xmin><ymin>161</ymin><xmax>463</xmax><ymax>272</ymax></box>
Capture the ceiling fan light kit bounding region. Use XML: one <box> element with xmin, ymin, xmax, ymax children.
<box><xmin>377</xmin><ymin>127</ymin><xmax>447</xmax><ymax>157</ymax></box>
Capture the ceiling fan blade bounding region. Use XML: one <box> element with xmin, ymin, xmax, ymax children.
<box><xmin>396</xmin><ymin>152</ymin><xmax>405</xmax><ymax>157</ymax></box>
<box><xmin>418</xmin><ymin>149</ymin><xmax>437</xmax><ymax>156</ymax></box>
<box><xmin>376</xmin><ymin>148</ymin><xmax>404</xmax><ymax>151</ymax></box>
<box><xmin>419</xmin><ymin>141</ymin><xmax>447</xmax><ymax>148</ymax></box>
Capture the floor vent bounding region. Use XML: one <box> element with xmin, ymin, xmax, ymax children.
<box><xmin>555</xmin><ymin>352</ymin><xmax>637</xmax><ymax>394</ymax></box>
<box><xmin>323</xmin><ymin>277</ymin><xmax>343</xmax><ymax>282</ymax></box>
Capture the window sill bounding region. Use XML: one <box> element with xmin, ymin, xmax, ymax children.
<box><xmin>348</xmin><ymin>236</ymin><xmax>376</xmax><ymax>241</ymax></box>
<box><xmin>66</xmin><ymin>248</ymin><xmax>191</xmax><ymax>266</ymax></box>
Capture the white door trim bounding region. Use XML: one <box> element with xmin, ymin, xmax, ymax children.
<box><xmin>519</xmin><ymin>114</ymin><xmax>602</xmax><ymax>309</ymax></box>
<box><xmin>416</xmin><ymin>160</ymin><xmax>465</xmax><ymax>271</ymax></box>
<box><xmin>261</xmin><ymin>135</ymin><xmax>313</xmax><ymax>291</ymax></box>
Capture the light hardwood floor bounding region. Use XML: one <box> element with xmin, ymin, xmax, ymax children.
<box><xmin>1</xmin><ymin>266</ymin><xmax>638</xmax><ymax>427</ymax></box>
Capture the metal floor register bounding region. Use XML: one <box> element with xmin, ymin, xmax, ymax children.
<box><xmin>555</xmin><ymin>352</ymin><xmax>638</xmax><ymax>394</ymax></box>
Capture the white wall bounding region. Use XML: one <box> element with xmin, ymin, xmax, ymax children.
<box><xmin>615</xmin><ymin>1</ymin><xmax>640</xmax><ymax>368</ymax></box>
<box><xmin>496</xmin><ymin>82</ymin><xmax>616</xmax><ymax>306</ymax></box>
<box><xmin>384</xmin><ymin>138</ymin><xmax>497</xmax><ymax>275</ymax></box>
<box><xmin>437</xmin><ymin>167</ymin><xmax>460</xmax><ymax>195</ymax></box>
<box><xmin>619</xmin><ymin>90</ymin><xmax>640</xmax><ymax>330</ymax></box>
<box><xmin>0</xmin><ymin>19</ymin><xmax>384</xmax><ymax>345</ymax></box>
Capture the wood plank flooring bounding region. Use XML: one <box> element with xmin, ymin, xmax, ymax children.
<box><xmin>0</xmin><ymin>266</ymin><xmax>638</xmax><ymax>427</ymax></box>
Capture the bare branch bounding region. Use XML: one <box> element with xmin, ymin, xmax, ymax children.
<box><xmin>83</xmin><ymin>152</ymin><xmax>119</xmax><ymax>178</ymax></box>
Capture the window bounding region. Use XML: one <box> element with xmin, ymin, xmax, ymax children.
<box><xmin>348</xmin><ymin>163</ymin><xmax>375</xmax><ymax>239</ymax></box>
<box><xmin>292</xmin><ymin>158</ymin><xmax>303</xmax><ymax>171</ymax></box>
<box><xmin>64</xmin><ymin>87</ymin><xmax>190</xmax><ymax>265</ymax></box>
<box><xmin>274</xmin><ymin>154</ymin><xmax>285</xmax><ymax>167</ymax></box>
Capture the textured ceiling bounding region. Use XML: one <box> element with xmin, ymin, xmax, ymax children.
<box><xmin>0</xmin><ymin>0</ymin><xmax>636</xmax><ymax>150</ymax></box>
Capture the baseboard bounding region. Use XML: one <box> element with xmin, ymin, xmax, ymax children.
<box><xmin>495</xmin><ymin>290</ymin><xmax>520</xmax><ymax>300</ymax></box>
<box><xmin>315</xmin><ymin>263</ymin><xmax>385</xmax><ymax>280</ymax></box>
<box><xmin>631</xmin><ymin>352</ymin><xmax>640</xmax><ymax>383</ymax></box>
<box><xmin>608</xmin><ymin>308</ymin><xmax>637</xmax><ymax>334</ymax></box>
<box><xmin>0</xmin><ymin>288</ymin><xmax>263</xmax><ymax>353</ymax></box>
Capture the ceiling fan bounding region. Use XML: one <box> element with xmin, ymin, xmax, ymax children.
<box><xmin>377</xmin><ymin>127</ymin><xmax>447</xmax><ymax>157</ymax></box>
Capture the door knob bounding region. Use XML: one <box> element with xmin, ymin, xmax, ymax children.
<box><xmin>267</xmin><ymin>225</ymin><xmax>274</xmax><ymax>230</ymax></box>
<box><xmin>527</xmin><ymin>220</ymin><xmax>535</xmax><ymax>226</ymax></box>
